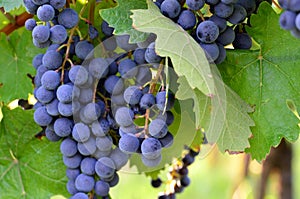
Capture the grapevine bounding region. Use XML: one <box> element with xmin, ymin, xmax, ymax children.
<box><xmin>0</xmin><ymin>0</ymin><xmax>299</xmax><ymax>199</ymax></box>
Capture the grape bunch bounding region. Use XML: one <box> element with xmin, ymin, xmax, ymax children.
<box><xmin>24</xmin><ymin>0</ymin><xmax>179</xmax><ymax>198</ymax></box>
<box><xmin>151</xmin><ymin>146</ymin><xmax>200</xmax><ymax>199</ymax></box>
<box><xmin>153</xmin><ymin>0</ymin><xmax>272</xmax><ymax>64</ymax></box>
<box><xmin>278</xmin><ymin>0</ymin><xmax>300</xmax><ymax>38</ymax></box>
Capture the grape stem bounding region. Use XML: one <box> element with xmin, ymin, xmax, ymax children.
<box><xmin>60</xmin><ymin>27</ymin><xmax>76</xmax><ymax>82</ymax></box>
<box><xmin>272</xmin><ymin>0</ymin><xmax>281</xmax><ymax>10</ymax></box>
<box><xmin>143</xmin><ymin>62</ymin><xmax>165</xmax><ymax>134</ymax></box>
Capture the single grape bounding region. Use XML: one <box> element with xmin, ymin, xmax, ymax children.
<box><xmin>72</xmin><ymin>123</ymin><xmax>90</xmax><ymax>143</ymax></box>
<box><xmin>83</xmin><ymin>102</ymin><xmax>102</xmax><ymax>122</ymax></box>
<box><xmin>96</xmin><ymin>136</ymin><xmax>113</xmax><ymax>152</ymax></box>
<box><xmin>80</xmin><ymin>157</ymin><xmax>97</xmax><ymax>175</ymax></box>
<box><xmin>208</xmin><ymin>15</ymin><xmax>227</xmax><ymax>33</ymax></box>
<box><xmin>200</xmin><ymin>42</ymin><xmax>220</xmax><ymax>61</ymax></box>
<box><xmin>123</xmin><ymin>86</ymin><xmax>143</xmax><ymax>105</ymax></box>
<box><xmin>33</xmin><ymin>38</ymin><xmax>51</xmax><ymax>48</ymax></box>
<box><xmin>133</xmin><ymin>48</ymin><xmax>146</xmax><ymax>65</ymax></box>
<box><xmin>50</xmin><ymin>0</ymin><xmax>66</xmax><ymax>10</ymax></box>
<box><xmin>136</xmin><ymin>66</ymin><xmax>152</xmax><ymax>86</ymax></box>
<box><xmin>280</xmin><ymin>11</ymin><xmax>297</xmax><ymax>30</ymax></box>
<box><xmin>141</xmin><ymin>138</ymin><xmax>162</xmax><ymax>159</ymax></box>
<box><xmin>60</xmin><ymin>137</ymin><xmax>78</xmax><ymax>157</ymax></box>
<box><xmin>139</xmin><ymin>93</ymin><xmax>155</xmax><ymax>109</ymax></box>
<box><xmin>186</xmin><ymin>0</ymin><xmax>205</xmax><ymax>10</ymax></box>
<box><xmin>156</xmin><ymin>91</ymin><xmax>175</xmax><ymax>111</ymax></box>
<box><xmin>119</xmin><ymin>133</ymin><xmax>140</xmax><ymax>154</ymax></box>
<box><xmin>24</xmin><ymin>0</ymin><xmax>38</xmax><ymax>14</ymax></box>
<box><xmin>68</xmin><ymin>65</ymin><xmax>89</xmax><ymax>86</ymax></box>
<box><xmin>66</xmin><ymin>168</ymin><xmax>80</xmax><ymax>180</ymax></box>
<box><xmin>78</xmin><ymin>88</ymin><xmax>93</xmax><ymax>104</ymax></box>
<box><xmin>151</xmin><ymin>178</ymin><xmax>162</xmax><ymax>188</ymax></box>
<box><xmin>25</xmin><ymin>18</ymin><xmax>37</xmax><ymax>31</ymax></box>
<box><xmin>214</xmin><ymin>2</ymin><xmax>234</xmax><ymax>18</ymax></box>
<box><xmin>177</xmin><ymin>10</ymin><xmax>197</xmax><ymax>30</ymax></box>
<box><xmin>86</xmin><ymin>25</ymin><xmax>98</xmax><ymax>40</ymax></box>
<box><xmin>77</xmin><ymin>137</ymin><xmax>97</xmax><ymax>156</ymax></box>
<box><xmin>58</xmin><ymin>102</ymin><xmax>72</xmax><ymax>116</ymax></box>
<box><xmin>115</xmin><ymin>107</ymin><xmax>134</xmax><ymax>127</ymax></box>
<box><xmin>50</xmin><ymin>25</ymin><xmax>67</xmax><ymax>44</ymax></box>
<box><xmin>160</xmin><ymin>0</ymin><xmax>181</xmax><ymax>19</ymax></box>
<box><xmin>232</xmin><ymin>32</ymin><xmax>252</xmax><ymax>49</ymax></box>
<box><xmin>63</xmin><ymin>153</ymin><xmax>82</xmax><ymax>169</ymax></box>
<box><xmin>36</xmin><ymin>86</ymin><xmax>54</xmax><ymax>104</ymax></box>
<box><xmin>215</xmin><ymin>42</ymin><xmax>227</xmax><ymax>64</ymax></box>
<box><xmin>75</xmin><ymin>173</ymin><xmax>95</xmax><ymax>192</ymax></box>
<box><xmin>94</xmin><ymin>180</ymin><xmax>110</xmax><ymax>197</ymax></box>
<box><xmin>75</xmin><ymin>40</ymin><xmax>94</xmax><ymax>59</ymax></box>
<box><xmin>180</xmin><ymin>175</ymin><xmax>191</xmax><ymax>187</ymax></box>
<box><xmin>118</xmin><ymin>59</ymin><xmax>138</xmax><ymax>78</ymax></box>
<box><xmin>41</xmin><ymin>70</ymin><xmax>60</xmax><ymax>90</ymax></box>
<box><xmin>101</xmin><ymin>20</ymin><xmax>114</xmax><ymax>37</ymax></box>
<box><xmin>109</xmin><ymin>147</ymin><xmax>130</xmax><ymax>170</ymax></box>
<box><xmin>95</xmin><ymin>157</ymin><xmax>116</xmax><ymax>179</ymax></box>
<box><xmin>32</xmin><ymin>25</ymin><xmax>50</xmax><ymax>43</ymax></box>
<box><xmin>108</xmin><ymin>173</ymin><xmax>119</xmax><ymax>187</ymax></box>
<box><xmin>57</xmin><ymin>84</ymin><xmax>73</xmax><ymax>103</ymax></box>
<box><xmin>104</xmin><ymin>75</ymin><xmax>124</xmax><ymax>94</ymax></box>
<box><xmin>91</xmin><ymin>119</ymin><xmax>110</xmax><ymax>137</ymax></box>
<box><xmin>157</xmin><ymin>111</ymin><xmax>174</xmax><ymax>126</ymax></box>
<box><xmin>182</xmin><ymin>153</ymin><xmax>195</xmax><ymax>166</ymax></box>
<box><xmin>237</xmin><ymin>0</ymin><xmax>256</xmax><ymax>16</ymax></box>
<box><xmin>149</xmin><ymin>119</ymin><xmax>168</xmax><ymax>138</ymax></box>
<box><xmin>115</xmin><ymin>35</ymin><xmax>138</xmax><ymax>51</ymax></box>
<box><xmin>196</xmin><ymin>21</ymin><xmax>219</xmax><ymax>43</ymax></box>
<box><xmin>66</xmin><ymin>179</ymin><xmax>78</xmax><ymax>195</ymax></box>
<box><xmin>158</xmin><ymin>132</ymin><xmax>174</xmax><ymax>148</ymax></box>
<box><xmin>34</xmin><ymin>106</ymin><xmax>53</xmax><ymax>126</ymax></box>
<box><xmin>32</xmin><ymin>54</ymin><xmax>44</xmax><ymax>69</ymax></box>
<box><xmin>45</xmin><ymin>125</ymin><xmax>61</xmax><ymax>141</ymax></box>
<box><xmin>89</xmin><ymin>58</ymin><xmax>109</xmax><ymax>79</ymax></box>
<box><xmin>93</xmin><ymin>149</ymin><xmax>112</xmax><ymax>159</ymax></box>
<box><xmin>145</xmin><ymin>42</ymin><xmax>162</xmax><ymax>63</ymax></box>
<box><xmin>216</xmin><ymin>26</ymin><xmax>235</xmax><ymax>46</ymax></box>
<box><xmin>58</xmin><ymin>8</ymin><xmax>79</xmax><ymax>29</ymax></box>
<box><xmin>42</xmin><ymin>50</ymin><xmax>63</xmax><ymax>70</ymax></box>
<box><xmin>37</xmin><ymin>4</ymin><xmax>55</xmax><ymax>22</ymax></box>
<box><xmin>54</xmin><ymin>117</ymin><xmax>73</xmax><ymax>137</ymax></box>
<box><xmin>227</xmin><ymin>4</ymin><xmax>247</xmax><ymax>24</ymax></box>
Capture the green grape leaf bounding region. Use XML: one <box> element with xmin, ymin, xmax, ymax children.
<box><xmin>100</xmin><ymin>0</ymin><xmax>149</xmax><ymax>43</ymax></box>
<box><xmin>218</xmin><ymin>2</ymin><xmax>300</xmax><ymax>161</ymax></box>
<box><xmin>0</xmin><ymin>107</ymin><xmax>68</xmax><ymax>198</ymax></box>
<box><xmin>177</xmin><ymin>75</ymin><xmax>254</xmax><ymax>152</ymax></box>
<box><xmin>131</xmin><ymin>0</ymin><xmax>215</xmax><ymax>96</ymax></box>
<box><xmin>0</xmin><ymin>30</ymin><xmax>37</xmax><ymax>103</ymax></box>
<box><xmin>0</xmin><ymin>0</ymin><xmax>23</xmax><ymax>11</ymax></box>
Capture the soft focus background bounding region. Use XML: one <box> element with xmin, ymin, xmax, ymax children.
<box><xmin>108</xmin><ymin>139</ymin><xmax>300</xmax><ymax>199</ymax></box>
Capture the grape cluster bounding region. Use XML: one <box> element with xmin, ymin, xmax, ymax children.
<box><xmin>151</xmin><ymin>146</ymin><xmax>200</xmax><ymax>199</ymax></box>
<box><xmin>24</xmin><ymin>0</ymin><xmax>178</xmax><ymax>198</ymax></box>
<box><xmin>154</xmin><ymin>0</ymin><xmax>272</xmax><ymax>64</ymax></box>
<box><xmin>278</xmin><ymin>0</ymin><xmax>300</xmax><ymax>39</ymax></box>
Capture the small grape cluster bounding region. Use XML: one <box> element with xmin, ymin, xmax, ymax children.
<box><xmin>151</xmin><ymin>146</ymin><xmax>200</xmax><ymax>199</ymax></box>
<box><xmin>278</xmin><ymin>0</ymin><xmax>300</xmax><ymax>38</ymax></box>
<box><xmin>153</xmin><ymin>0</ymin><xmax>271</xmax><ymax>64</ymax></box>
